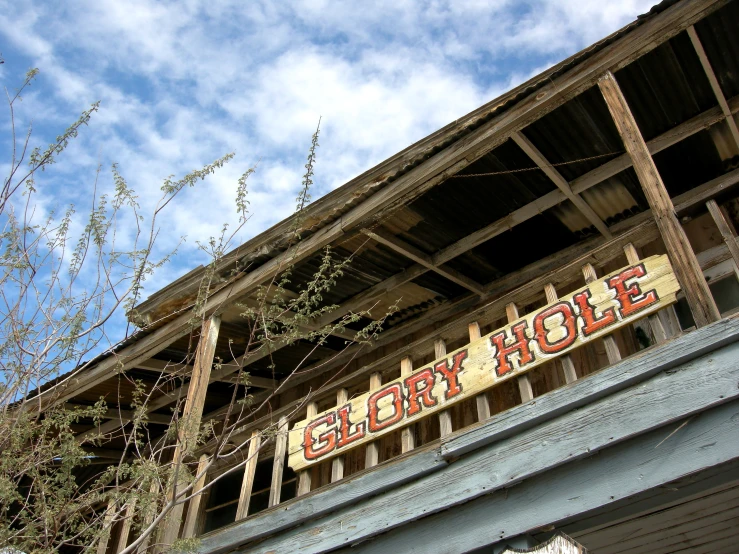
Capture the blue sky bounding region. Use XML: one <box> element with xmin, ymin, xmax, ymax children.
<box><xmin>0</xmin><ymin>0</ymin><xmax>657</xmax><ymax>352</ymax></box>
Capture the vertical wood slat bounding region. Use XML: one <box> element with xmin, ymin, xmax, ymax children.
<box><xmin>269</xmin><ymin>416</ymin><xmax>289</xmax><ymax>507</ymax></box>
<box><xmin>468</xmin><ymin>322</ymin><xmax>492</xmax><ymax>420</ymax></box>
<box><xmin>581</xmin><ymin>263</ymin><xmax>622</xmax><ymax>365</ymax></box>
<box><xmin>434</xmin><ymin>339</ymin><xmax>453</xmax><ymax>437</ymax></box>
<box><xmin>543</xmin><ymin>283</ymin><xmax>578</xmax><ymax>384</ymax></box>
<box><xmin>707</xmin><ymin>199</ymin><xmax>739</xmax><ymax>276</ymax></box>
<box><xmin>181</xmin><ymin>454</ymin><xmax>208</xmax><ymax>539</ymax></box>
<box><xmin>96</xmin><ymin>500</ymin><xmax>117</xmax><ymax>554</ymax></box>
<box><xmin>136</xmin><ymin>481</ymin><xmax>160</xmax><ymax>554</ymax></box>
<box><xmin>160</xmin><ymin>314</ymin><xmax>221</xmax><ymax>548</ymax></box>
<box><xmin>687</xmin><ymin>25</ymin><xmax>739</xmax><ymax>150</ymax></box>
<box><xmin>296</xmin><ymin>402</ymin><xmax>318</xmax><ymax>496</ymax></box>
<box><xmin>504</xmin><ymin>304</ymin><xmax>534</xmax><ymax>402</ymax></box>
<box><xmin>365</xmin><ymin>372</ymin><xmax>382</xmax><ymax>468</ymax></box>
<box><xmin>598</xmin><ymin>70</ymin><xmax>720</xmax><ymax>328</ymax></box>
<box><xmin>400</xmin><ymin>357</ymin><xmax>415</xmax><ymax>453</ymax></box>
<box><xmin>114</xmin><ymin>497</ymin><xmax>137</xmax><ymax>553</ymax></box>
<box><xmin>331</xmin><ymin>391</ymin><xmax>349</xmax><ymax>482</ymax></box>
<box><xmin>623</xmin><ymin>243</ymin><xmax>668</xmax><ymax>345</ymax></box>
<box><xmin>235</xmin><ymin>429</ymin><xmax>262</xmax><ymax>520</ymax></box>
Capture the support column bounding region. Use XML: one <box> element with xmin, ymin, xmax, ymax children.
<box><xmin>160</xmin><ymin>315</ymin><xmax>221</xmax><ymax>548</ymax></box>
<box><xmin>598</xmin><ymin>70</ymin><xmax>720</xmax><ymax>327</ymax></box>
<box><xmin>269</xmin><ymin>416</ymin><xmax>289</xmax><ymax>506</ymax></box>
<box><xmin>181</xmin><ymin>454</ymin><xmax>209</xmax><ymax>539</ymax></box>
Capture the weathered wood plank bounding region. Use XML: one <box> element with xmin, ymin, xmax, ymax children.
<box><xmin>434</xmin><ymin>339</ymin><xmax>453</xmax><ymax>437</ymax></box>
<box><xmin>182</xmin><ymin>454</ymin><xmax>208</xmax><ymax>539</ymax></box>
<box><xmin>331</xmin><ymin>391</ymin><xmax>348</xmax><ymax>483</ymax></box>
<box><xmin>400</xmin><ymin>357</ymin><xmax>415</xmax><ymax>453</ymax></box>
<box><xmin>235</xmin><ymin>429</ymin><xmax>261</xmax><ymax>520</ymax></box>
<box><xmin>346</xmin><ymin>397</ymin><xmax>739</xmax><ymax>554</ymax></box>
<box><xmin>706</xmin><ymin>199</ymin><xmax>739</xmax><ymax>274</ymax></box>
<box><xmin>269</xmin><ymin>417</ymin><xmax>289</xmax><ymax>507</ymax></box>
<box><xmin>468</xmin><ymin>322</ymin><xmax>492</xmax><ymax>422</ymax></box>
<box><xmin>581</xmin><ymin>263</ymin><xmax>621</xmax><ymax>364</ymax></box>
<box><xmin>598</xmin><ymin>70</ymin><xmax>720</xmax><ymax>327</ymax></box>
<box><xmin>198</xmin><ymin>317</ymin><xmax>739</xmax><ymax>554</ymax></box>
<box><xmin>623</xmin><ymin>243</ymin><xmax>667</xmax><ymax>344</ymax></box>
<box><xmin>296</xmin><ymin>402</ymin><xmax>317</xmax><ymax>496</ymax></box>
<box><xmin>544</xmin><ymin>283</ymin><xmax>577</xmax><ymax>384</ymax></box>
<box><xmin>506</xmin><ymin>302</ymin><xmax>534</xmax><ymax>403</ymax></box>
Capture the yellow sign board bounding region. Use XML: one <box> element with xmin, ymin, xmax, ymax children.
<box><xmin>288</xmin><ymin>255</ymin><xmax>680</xmax><ymax>471</ymax></box>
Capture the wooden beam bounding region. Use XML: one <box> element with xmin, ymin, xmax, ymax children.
<box><xmin>598</xmin><ymin>70</ymin><xmax>720</xmax><ymax>327</ymax></box>
<box><xmin>235</xmin><ymin>429</ymin><xmax>262</xmax><ymax>520</ymax></box>
<box><xmin>434</xmin><ymin>339</ymin><xmax>453</xmax><ymax>437</ymax></box>
<box><xmin>623</xmin><ymin>243</ymin><xmax>668</xmax><ymax>344</ymax></box>
<box><xmin>114</xmin><ymin>498</ymin><xmax>137</xmax><ymax>554</ymax></box>
<box><xmin>136</xmin><ymin>359</ymin><xmax>278</xmax><ymax>388</ymax></box>
<box><xmin>182</xmin><ymin>454</ymin><xmax>209</xmax><ymax>539</ymax></box>
<box><xmin>687</xmin><ymin>25</ymin><xmax>739</xmax><ymax>150</ymax></box>
<box><xmin>96</xmin><ymin>500</ymin><xmax>116</xmax><ymax>554</ymax></box>
<box><xmin>504</xmin><ymin>303</ymin><xmax>534</xmax><ymax>402</ymax></box>
<box><xmin>544</xmin><ymin>283</ymin><xmax>578</xmax><ymax>384</ymax></box>
<box><xmin>362</xmin><ymin>229</ymin><xmax>486</xmax><ymax>295</ymax></box>
<box><xmin>512</xmin><ymin>131</ymin><xmax>612</xmax><ymax>238</ymax></box>
<box><xmin>331</xmin><ymin>391</ymin><xmax>348</xmax><ymax>483</ymax></box>
<box><xmin>468</xmin><ymin>322</ymin><xmax>492</xmax><ymax>421</ymax></box>
<box><xmin>706</xmin><ymin>199</ymin><xmax>739</xmax><ymax>275</ymax></box>
<box><xmin>269</xmin><ymin>416</ymin><xmax>289</xmax><ymax>507</ymax></box>
<box><xmin>400</xmin><ymin>357</ymin><xmax>415</xmax><ymax>453</ymax></box>
<box><xmin>296</xmin><ymin>403</ymin><xmax>317</xmax><ymax>496</ymax></box>
<box><xmin>159</xmin><ymin>315</ymin><xmax>221</xmax><ymax>549</ymax></box>
<box><xmin>581</xmin><ymin>263</ymin><xmax>622</xmax><ymax>365</ymax></box>
<box><xmin>365</xmin><ymin>373</ymin><xmax>383</xmax><ymax>468</ymax></box>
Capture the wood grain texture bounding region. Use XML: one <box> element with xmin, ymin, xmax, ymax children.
<box><xmin>235</xmin><ymin>430</ymin><xmax>262</xmax><ymax>520</ymax></box>
<box><xmin>269</xmin><ymin>417</ymin><xmax>289</xmax><ymax>507</ymax></box>
<box><xmin>707</xmin><ymin>200</ymin><xmax>739</xmax><ymax>273</ymax></box>
<box><xmin>506</xmin><ymin>302</ymin><xmax>535</xmax><ymax>403</ymax></box>
<box><xmin>365</xmin><ymin>373</ymin><xmax>383</xmax><ymax>468</ymax></box>
<box><xmin>197</xmin><ymin>317</ymin><xmax>739</xmax><ymax>554</ymax></box>
<box><xmin>182</xmin><ymin>455</ymin><xmax>208</xmax><ymax>539</ymax></box>
<box><xmin>288</xmin><ymin>256</ymin><xmax>679</xmax><ymax>471</ymax></box>
<box><xmin>253</xmin><ymin>332</ymin><xmax>739</xmax><ymax>554</ymax></box>
<box><xmin>545</xmin><ymin>283</ymin><xmax>577</xmax><ymax>384</ymax></box>
<box><xmin>468</xmin><ymin>322</ymin><xmax>492</xmax><ymax>422</ymax></box>
<box><xmin>581</xmin><ymin>263</ymin><xmax>622</xmax><ymax>364</ymax></box>
<box><xmin>296</xmin><ymin>403</ymin><xmax>318</xmax><ymax>496</ymax></box>
<box><xmin>598</xmin><ymin>70</ymin><xmax>720</xmax><ymax>328</ymax></box>
<box><xmin>434</xmin><ymin>339</ymin><xmax>453</xmax><ymax>437</ymax></box>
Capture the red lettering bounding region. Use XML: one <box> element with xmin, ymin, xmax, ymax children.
<box><xmin>573</xmin><ymin>289</ymin><xmax>617</xmax><ymax>336</ymax></box>
<box><xmin>490</xmin><ymin>321</ymin><xmax>534</xmax><ymax>377</ymax></box>
<box><xmin>337</xmin><ymin>404</ymin><xmax>366</xmax><ymax>448</ymax></box>
<box><xmin>533</xmin><ymin>301</ymin><xmax>577</xmax><ymax>354</ymax></box>
<box><xmin>404</xmin><ymin>368</ymin><xmax>437</xmax><ymax>416</ymax></box>
<box><xmin>608</xmin><ymin>264</ymin><xmax>659</xmax><ymax>317</ymax></box>
<box><xmin>368</xmin><ymin>383</ymin><xmax>404</xmax><ymax>432</ymax></box>
<box><xmin>433</xmin><ymin>350</ymin><xmax>468</xmax><ymax>400</ymax></box>
<box><xmin>303</xmin><ymin>413</ymin><xmax>337</xmax><ymax>461</ymax></box>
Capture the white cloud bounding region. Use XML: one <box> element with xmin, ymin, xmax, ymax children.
<box><xmin>0</xmin><ymin>0</ymin><xmax>659</xmax><ymax>350</ymax></box>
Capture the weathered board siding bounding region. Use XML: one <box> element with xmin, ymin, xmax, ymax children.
<box><xmin>197</xmin><ymin>317</ymin><xmax>739</xmax><ymax>554</ymax></box>
<box><xmin>289</xmin><ymin>256</ymin><xmax>679</xmax><ymax>471</ymax></box>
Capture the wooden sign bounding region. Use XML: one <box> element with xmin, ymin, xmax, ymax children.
<box><xmin>288</xmin><ymin>255</ymin><xmax>679</xmax><ymax>471</ymax></box>
<box><xmin>501</xmin><ymin>533</ymin><xmax>587</xmax><ymax>553</ymax></box>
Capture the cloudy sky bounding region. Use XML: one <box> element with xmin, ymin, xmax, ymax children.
<box><xmin>0</xmin><ymin>0</ymin><xmax>657</xmax><ymax>347</ymax></box>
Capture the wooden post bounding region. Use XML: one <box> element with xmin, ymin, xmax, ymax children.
<box><xmin>297</xmin><ymin>402</ymin><xmax>318</xmax><ymax>495</ymax></box>
<box><xmin>707</xmin><ymin>200</ymin><xmax>739</xmax><ymax>278</ymax></box>
<box><xmin>96</xmin><ymin>500</ymin><xmax>117</xmax><ymax>554</ymax></box>
<box><xmin>268</xmin><ymin>416</ymin><xmax>289</xmax><ymax>507</ymax></box>
<box><xmin>400</xmin><ymin>357</ymin><xmax>414</xmax><ymax>453</ymax></box>
<box><xmin>468</xmin><ymin>322</ymin><xmax>492</xmax><ymax>420</ymax></box>
<box><xmin>331</xmin><ymin>391</ymin><xmax>348</xmax><ymax>482</ymax></box>
<box><xmin>544</xmin><ymin>284</ymin><xmax>578</xmax><ymax>384</ymax></box>
<box><xmin>624</xmin><ymin>243</ymin><xmax>668</xmax><ymax>344</ymax></box>
<box><xmin>504</xmin><ymin>304</ymin><xmax>534</xmax><ymax>402</ymax></box>
<box><xmin>235</xmin><ymin>429</ymin><xmax>261</xmax><ymax>520</ymax></box>
<box><xmin>434</xmin><ymin>339</ymin><xmax>453</xmax><ymax>437</ymax></box>
<box><xmin>181</xmin><ymin>454</ymin><xmax>208</xmax><ymax>539</ymax></box>
<box><xmin>581</xmin><ymin>263</ymin><xmax>622</xmax><ymax>365</ymax></box>
<box><xmin>160</xmin><ymin>315</ymin><xmax>221</xmax><ymax>548</ymax></box>
<box><xmin>114</xmin><ymin>498</ymin><xmax>137</xmax><ymax>553</ymax></box>
<box><xmin>598</xmin><ymin>70</ymin><xmax>720</xmax><ymax>327</ymax></box>
<box><xmin>365</xmin><ymin>373</ymin><xmax>382</xmax><ymax>468</ymax></box>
